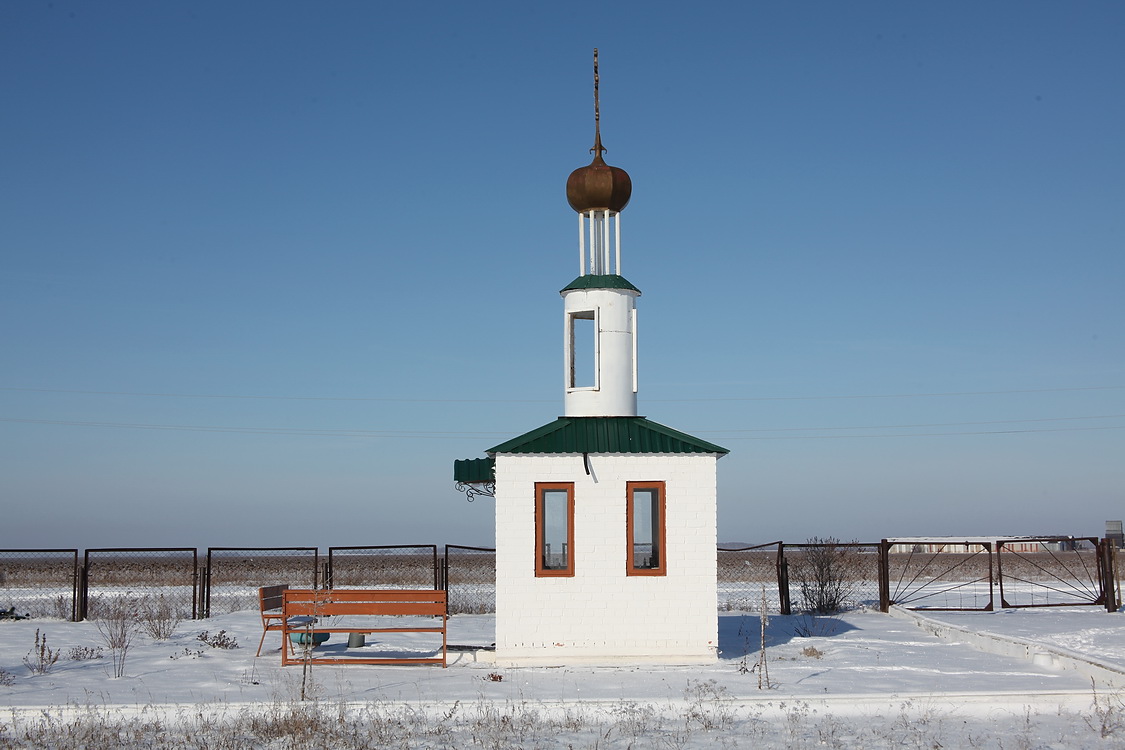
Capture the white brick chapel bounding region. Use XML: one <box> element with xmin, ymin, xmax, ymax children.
<box><xmin>454</xmin><ymin>53</ymin><xmax>728</xmax><ymax>665</ymax></box>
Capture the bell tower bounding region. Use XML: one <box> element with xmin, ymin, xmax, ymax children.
<box><xmin>454</xmin><ymin>51</ymin><xmax>728</xmax><ymax>665</ymax></box>
<box><xmin>562</xmin><ymin>49</ymin><xmax>639</xmax><ymax>418</ymax></box>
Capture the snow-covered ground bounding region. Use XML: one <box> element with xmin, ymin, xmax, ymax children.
<box><xmin>4</xmin><ymin>606</ymin><xmax>1125</xmax><ymax>747</ymax></box>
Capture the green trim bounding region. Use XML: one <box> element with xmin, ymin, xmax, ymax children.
<box><xmin>453</xmin><ymin>457</ymin><xmax>495</xmax><ymax>483</ymax></box>
<box><xmin>560</xmin><ymin>274</ymin><xmax>641</xmax><ymax>294</ymax></box>
<box><xmin>486</xmin><ymin>416</ymin><xmax>728</xmax><ymax>456</ymax></box>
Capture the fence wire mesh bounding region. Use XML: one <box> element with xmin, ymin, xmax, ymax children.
<box><xmin>203</xmin><ymin>547</ymin><xmax>318</xmax><ymax>617</ymax></box>
<box><xmin>783</xmin><ymin>542</ymin><xmax>881</xmax><ymax>613</ymax></box>
<box><xmin>0</xmin><ymin>549</ymin><xmax>79</xmax><ymax>620</ymax></box>
<box><xmin>885</xmin><ymin>541</ymin><xmax>994</xmax><ymax>611</ymax></box>
<box><xmin>82</xmin><ymin>548</ymin><xmax>198</xmax><ymax>621</ymax></box>
<box><xmin>718</xmin><ymin>543</ymin><xmax>783</xmax><ymax>612</ymax></box>
<box><xmin>444</xmin><ymin>545</ymin><xmax>495</xmax><ymax>614</ymax></box>
<box><xmin>327</xmin><ymin>545</ymin><xmax>439</xmax><ymax>589</ymax></box>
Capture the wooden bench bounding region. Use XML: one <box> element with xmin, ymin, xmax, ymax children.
<box><xmin>280</xmin><ymin>589</ymin><xmax>447</xmax><ymax>667</ymax></box>
<box><xmin>256</xmin><ymin>584</ymin><xmax>293</xmax><ymax>657</ymax></box>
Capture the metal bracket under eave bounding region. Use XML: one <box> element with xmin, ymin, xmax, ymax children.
<box><xmin>455</xmin><ymin>481</ymin><xmax>496</xmax><ymax>502</ymax></box>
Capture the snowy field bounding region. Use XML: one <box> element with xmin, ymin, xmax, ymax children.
<box><xmin>4</xmin><ymin>607</ymin><xmax>1125</xmax><ymax>747</ymax></box>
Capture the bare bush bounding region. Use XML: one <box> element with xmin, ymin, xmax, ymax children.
<box><xmin>50</xmin><ymin>595</ymin><xmax>73</xmax><ymax>621</ymax></box>
<box><xmin>94</xmin><ymin>599</ymin><xmax>139</xmax><ymax>678</ymax></box>
<box><xmin>196</xmin><ymin>629</ymin><xmax>238</xmax><ymax>649</ymax></box>
<box><xmin>139</xmin><ymin>595</ymin><xmax>181</xmax><ymax>640</ymax></box>
<box><xmin>23</xmin><ymin>629</ymin><xmax>60</xmax><ymax>675</ymax></box>
<box><xmin>791</xmin><ymin>537</ymin><xmax>858</xmax><ymax>614</ymax></box>
<box><xmin>67</xmin><ymin>645</ymin><xmax>104</xmax><ymax>661</ymax></box>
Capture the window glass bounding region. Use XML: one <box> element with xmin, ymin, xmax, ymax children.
<box><xmin>628</xmin><ymin>482</ymin><xmax>666</xmax><ymax>575</ymax></box>
<box><xmin>536</xmin><ymin>483</ymin><xmax>574</xmax><ymax>576</ymax></box>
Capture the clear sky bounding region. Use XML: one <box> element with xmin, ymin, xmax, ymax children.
<box><xmin>2</xmin><ymin>1</ymin><xmax>1122</xmax><ymax>551</ymax></box>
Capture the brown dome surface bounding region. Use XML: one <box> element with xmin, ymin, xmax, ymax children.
<box><xmin>566</xmin><ymin>152</ymin><xmax>632</xmax><ymax>213</ymax></box>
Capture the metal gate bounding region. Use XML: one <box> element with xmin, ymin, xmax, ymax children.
<box><xmin>82</xmin><ymin>548</ymin><xmax>198</xmax><ymax>620</ymax></box>
<box><xmin>997</xmin><ymin>537</ymin><xmax>1114</xmax><ymax>610</ymax></box>
<box><xmin>880</xmin><ymin>539</ymin><xmax>994</xmax><ymax>611</ymax></box>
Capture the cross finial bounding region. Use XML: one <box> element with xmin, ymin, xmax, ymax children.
<box><xmin>591</xmin><ymin>48</ymin><xmax>605</xmax><ymax>158</ymax></box>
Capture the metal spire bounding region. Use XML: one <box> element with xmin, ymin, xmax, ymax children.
<box><xmin>591</xmin><ymin>49</ymin><xmax>605</xmax><ymax>159</ymax></box>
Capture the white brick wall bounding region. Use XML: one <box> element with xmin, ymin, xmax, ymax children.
<box><xmin>494</xmin><ymin>453</ymin><xmax>719</xmax><ymax>665</ymax></box>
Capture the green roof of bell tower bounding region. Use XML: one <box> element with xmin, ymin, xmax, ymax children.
<box><xmin>560</xmin><ymin>274</ymin><xmax>640</xmax><ymax>294</ymax></box>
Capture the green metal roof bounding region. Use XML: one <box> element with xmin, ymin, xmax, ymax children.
<box><xmin>453</xmin><ymin>457</ymin><xmax>495</xmax><ymax>483</ymax></box>
<box><xmin>560</xmin><ymin>274</ymin><xmax>641</xmax><ymax>294</ymax></box>
<box><xmin>485</xmin><ymin>416</ymin><xmax>728</xmax><ymax>456</ymax></box>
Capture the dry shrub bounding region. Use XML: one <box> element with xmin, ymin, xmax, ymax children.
<box><xmin>94</xmin><ymin>598</ymin><xmax>139</xmax><ymax>678</ymax></box>
<box><xmin>23</xmin><ymin>629</ymin><xmax>60</xmax><ymax>675</ymax></box>
<box><xmin>792</xmin><ymin>537</ymin><xmax>858</xmax><ymax>614</ymax></box>
<box><xmin>139</xmin><ymin>594</ymin><xmax>181</xmax><ymax>640</ymax></box>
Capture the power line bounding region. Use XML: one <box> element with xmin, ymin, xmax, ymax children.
<box><xmin>696</xmin><ymin>414</ymin><xmax>1125</xmax><ymax>433</ymax></box>
<box><xmin>0</xmin><ymin>417</ymin><xmax>508</xmax><ymax>438</ymax></box>
<box><xmin>3</xmin><ymin>415</ymin><xmax>1123</xmax><ymax>441</ymax></box>
<box><xmin>650</xmin><ymin>385</ymin><xmax>1125</xmax><ymax>402</ymax></box>
<box><xmin>719</xmin><ymin>425</ymin><xmax>1125</xmax><ymax>440</ymax></box>
<box><xmin>2</xmin><ymin>384</ymin><xmax>1123</xmax><ymax>404</ymax></box>
<box><xmin>0</xmin><ymin>387</ymin><xmax>551</xmax><ymax>403</ymax></box>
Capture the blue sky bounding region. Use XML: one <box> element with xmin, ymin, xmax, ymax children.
<box><xmin>2</xmin><ymin>1</ymin><xmax>1122</xmax><ymax>550</ymax></box>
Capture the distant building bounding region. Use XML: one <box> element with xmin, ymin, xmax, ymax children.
<box><xmin>887</xmin><ymin>537</ymin><xmax>1078</xmax><ymax>554</ymax></box>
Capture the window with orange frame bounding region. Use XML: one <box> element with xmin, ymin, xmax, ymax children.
<box><xmin>626</xmin><ymin>481</ymin><xmax>666</xmax><ymax>576</ymax></box>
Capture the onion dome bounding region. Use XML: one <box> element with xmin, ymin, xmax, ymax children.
<box><xmin>566</xmin><ymin>136</ymin><xmax>632</xmax><ymax>213</ymax></box>
<box><xmin>566</xmin><ymin>49</ymin><xmax>632</xmax><ymax>214</ymax></box>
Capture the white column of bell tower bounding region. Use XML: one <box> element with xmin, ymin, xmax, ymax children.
<box><xmin>563</xmin><ymin>209</ymin><xmax>638</xmax><ymax>418</ymax></box>
<box><xmin>578</xmin><ymin>209</ymin><xmax>623</xmax><ymax>276</ymax></box>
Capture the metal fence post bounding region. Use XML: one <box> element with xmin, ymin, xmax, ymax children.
<box><xmin>191</xmin><ymin>564</ymin><xmax>200</xmax><ymax>620</ymax></box>
<box><xmin>77</xmin><ymin>560</ymin><xmax>88</xmax><ymax>621</ymax></box>
<box><xmin>1115</xmin><ymin>544</ymin><xmax>1122</xmax><ymax>612</ymax></box>
<box><xmin>777</xmin><ymin>543</ymin><xmax>791</xmax><ymax>615</ymax></box>
<box><xmin>431</xmin><ymin>546</ymin><xmax>440</xmax><ymax>591</ymax></box>
<box><xmin>199</xmin><ymin>563</ymin><xmax>211</xmax><ymax>619</ymax></box>
<box><xmin>70</xmin><ymin>557</ymin><xmax>79</xmax><ymax>622</ymax></box>
<box><xmin>878</xmin><ymin>539</ymin><xmax>891</xmax><ymax>612</ymax></box>
<box><xmin>1101</xmin><ymin>539</ymin><xmax>1118</xmax><ymax>612</ymax></box>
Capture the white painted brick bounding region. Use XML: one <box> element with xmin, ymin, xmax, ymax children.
<box><xmin>493</xmin><ymin>452</ymin><xmax>720</xmax><ymax>663</ymax></box>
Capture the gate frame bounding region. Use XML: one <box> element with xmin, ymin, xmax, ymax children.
<box><xmin>81</xmin><ymin>547</ymin><xmax>199</xmax><ymax>621</ymax></box>
<box><xmin>996</xmin><ymin>536</ymin><xmax>1114</xmax><ymax>612</ymax></box>
<box><xmin>0</xmin><ymin>548</ymin><xmax>80</xmax><ymax>621</ymax></box>
<box><xmin>878</xmin><ymin>539</ymin><xmax>994</xmax><ymax>612</ymax></box>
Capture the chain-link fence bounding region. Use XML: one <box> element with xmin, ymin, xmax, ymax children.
<box><xmin>782</xmin><ymin>542</ymin><xmax>881</xmax><ymax>614</ymax></box>
<box><xmin>202</xmin><ymin>547</ymin><xmax>319</xmax><ymax>617</ymax></box>
<box><xmin>7</xmin><ymin>536</ymin><xmax>1116</xmax><ymax>622</ymax></box>
<box><xmin>327</xmin><ymin>545</ymin><xmax>439</xmax><ymax>589</ymax></box>
<box><xmin>444</xmin><ymin>545</ymin><xmax>495</xmax><ymax>614</ymax></box>
<box><xmin>718</xmin><ymin>542</ymin><xmax>784</xmax><ymax>612</ymax></box>
<box><xmin>0</xmin><ymin>549</ymin><xmax>79</xmax><ymax>620</ymax></box>
<box><xmin>82</xmin><ymin>548</ymin><xmax>198</xmax><ymax>620</ymax></box>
